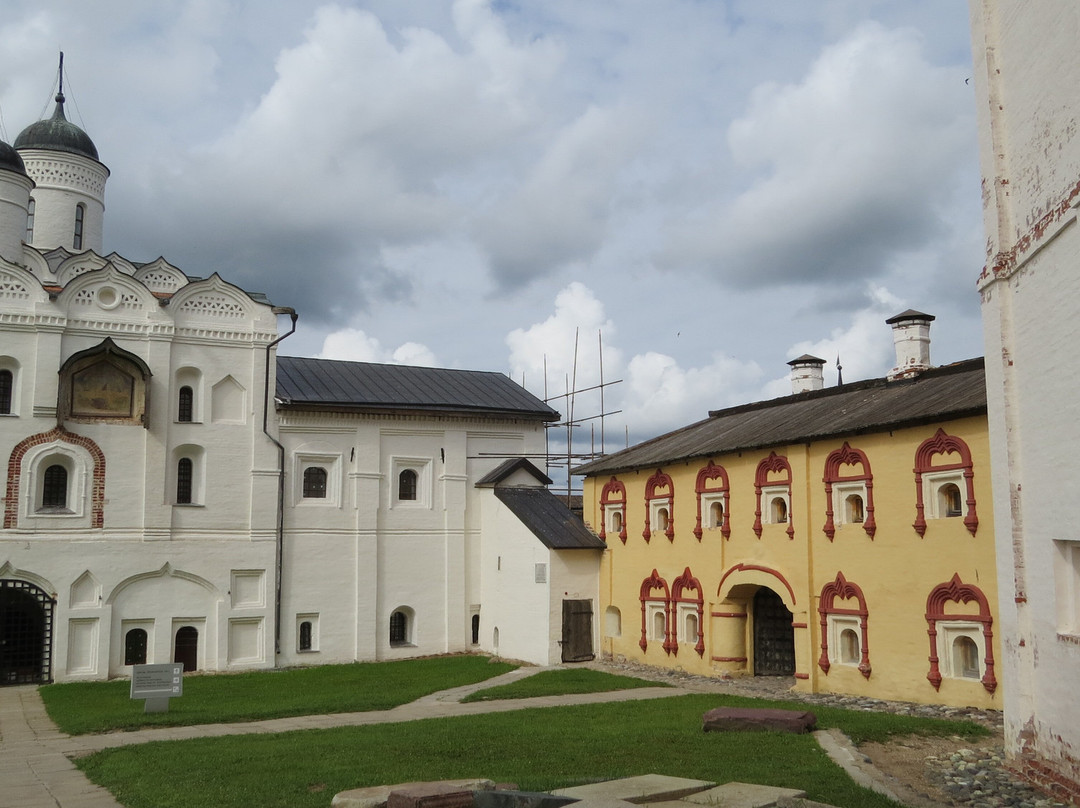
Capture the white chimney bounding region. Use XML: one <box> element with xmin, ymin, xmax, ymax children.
<box><xmin>788</xmin><ymin>354</ymin><xmax>825</xmax><ymax>393</ymax></box>
<box><xmin>886</xmin><ymin>310</ymin><xmax>935</xmax><ymax>380</ymax></box>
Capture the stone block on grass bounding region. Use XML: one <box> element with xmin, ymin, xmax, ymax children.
<box><xmin>474</xmin><ymin>789</ymin><xmax>580</xmax><ymax>808</ymax></box>
<box><xmin>701</xmin><ymin>707</ymin><xmax>817</xmax><ymax>734</ymax></box>
<box><xmin>332</xmin><ymin>779</ymin><xmax>495</xmax><ymax>808</ymax></box>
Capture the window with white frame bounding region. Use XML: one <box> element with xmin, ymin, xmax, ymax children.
<box><xmin>936</xmin><ymin>622</ymin><xmax>986</xmax><ymax>680</ymax></box>
<box><xmin>649</xmin><ymin>497</ymin><xmax>671</xmax><ymax>534</ymax></box>
<box><xmin>678</xmin><ymin>603</ymin><xmax>700</xmax><ymax>645</ymax></box>
<box><xmin>391</xmin><ymin>457</ymin><xmax>431</xmax><ymax>508</ymax></box>
<box><xmin>174</xmin><ymin>367</ymin><xmax>202</xmax><ymax>423</ymax></box>
<box><xmin>1054</xmin><ymin>540</ymin><xmax>1080</xmax><ymax>635</ymax></box>
<box><xmin>296</xmin><ymin>613</ymin><xmax>319</xmax><ymax>652</ymax></box>
<box><xmin>922</xmin><ymin>471</ymin><xmax>965</xmax><ymax>520</ymax></box>
<box><xmin>28</xmin><ymin>447</ymin><xmax>87</xmax><ymax>517</ymax></box>
<box><xmin>0</xmin><ymin>364</ymin><xmax>16</xmax><ymax>415</ymax></box>
<box><xmin>702</xmin><ymin>494</ymin><xmax>725</xmax><ymax>529</ymax></box>
<box><xmin>761</xmin><ymin>485</ymin><xmax>790</xmax><ymax>524</ymax></box>
<box><xmin>832</xmin><ymin>481</ymin><xmax>868</xmax><ymax>527</ymax></box>
<box><xmin>295</xmin><ymin>453</ymin><xmax>341</xmax><ymax>506</ymax></box>
<box><xmin>172</xmin><ymin>445</ymin><xmax>204</xmax><ymax>506</ymax></box>
<box><xmin>827</xmin><ymin>615</ymin><xmax>863</xmax><ymax>666</ymax></box>
<box><xmin>604</xmin><ymin>504</ymin><xmax>624</xmax><ymax>536</ymax></box>
<box><xmin>389</xmin><ymin>607</ymin><xmax>415</xmax><ymax>646</ymax></box>
<box><xmin>647</xmin><ymin>602</ymin><xmax>668</xmax><ymax>642</ymax></box>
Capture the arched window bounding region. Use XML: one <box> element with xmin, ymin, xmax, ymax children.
<box><xmin>299</xmin><ymin>621</ymin><xmax>313</xmax><ymax>651</ymax></box>
<box><xmin>840</xmin><ymin>628</ymin><xmax>860</xmax><ymax>664</ymax></box>
<box><xmin>125</xmin><ymin>628</ymin><xmax>148</xmax><ymax>666</ymax></box>
<box><xmin>656</xmin><ymin>507</ymin><xmax>669</xmax><ymax>532</ymax></box>
<box><xmin>42</xmin><ymin>464</ymin><xmax>68</xmax><ymax>509</ymax></box>
<box><xmin>611</xmin><ymin>510</ymin><xmax>623</xmax><ymax>534</ymax></box>
<box><xmin>0</xmin><ymin>369</ymin><xmax>12</xmax><ymax>414</ymax></box>
<box><xmin>845</xmin><ymin>494</ymin><xmax>865</xmax><ymax>524</ymax></box>
<box><xmin>771</xmin><ymin>497</ymin><xmax>788</xmax><ymax>523</ymax></box>
<box><xmin>710</xmin><ymin>501</ymin><xmax>724</xmax><ymax>528</ymax></box>
<box><xmin>26</xmin><ymin>197</ymin><xmax>35</xmax><ymax>242</ymax></box>
<box><xmin>73</xmin><ymin>204</ymin><xmax>85</xmax><ymax>250</ymax></box>
<box><xmin>303</xmin><ymin>467</ymin><xmax>327</xmax><ymax>499</ymax></box>
<box><xmin>471</xmin><ymin>614</ymin><xmax>480</xmax><ymax>645</ymax></box>
<box><xmin>176</xmin><ymin>458</ymin><xmax>193</xmax><ymax>504</ymax></box>
<box><xmin>953</xmin><ymin>635</ymin><xmax>980</xmax><ymax>679</ymax></box>
<box><xmin>398</xmin><ymin>469</ymin><xmax>418</xmax><ymax>501</ymax></box>
<box><xmin>940</xmin><ymin>483</ymin><xmax>963</xmax><ymax>517</ymax></box>
<box><xmin>178</xmin><ymin>386</ymin><xmax>194</xmax><ymax>422</ymax></box>
<box><xmin>754</xmin><ymin>452</ymin><xmax>794</xmax><ymax>539</ymax></box>
<box><xmin>599</xmin><ymin>477</ymin><xmax>628</xmax><ymax>543</ymax></box>
<box><xmin>694</xmin><ymin>460</ymin><xmax>731</xmax><ymax>540</ymax></box>
<box><xmin>390</xmin><ymin>610</ymin><xmax>409</xmax><ymax>646</ymax></box>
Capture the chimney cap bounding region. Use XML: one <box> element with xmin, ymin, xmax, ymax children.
<box><xmin>787</xmin><ymin>354</ymin><xmax>826</xmax><ymax>367</ymax></box>
<box><xmin>885</xmin><ymin>309</ymin><xmax>935</xmax><ymax>325</ymax></box>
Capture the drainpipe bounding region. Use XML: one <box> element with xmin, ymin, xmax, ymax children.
<box><xmin>263</xmin><ymin>307</ymin><xmax>298</xmax><ymax>660</ymax></box>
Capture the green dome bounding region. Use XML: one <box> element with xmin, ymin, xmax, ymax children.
<box><xmin>14</xmin><ymin>93</ymin><xmax>99</xmax><ymax>161</ymax></box>
<box><xmin>0</xmin><ymin>140</ymin><xmax>27</xmax><ymax>176</ymax></box>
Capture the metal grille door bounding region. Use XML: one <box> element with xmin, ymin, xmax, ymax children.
<box><xmin>0</xmin><ymin>580</ymin><xmax>54</xmax><ymax>685</ymax></box>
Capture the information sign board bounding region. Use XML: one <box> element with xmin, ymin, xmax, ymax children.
<box><xmin>130</xmin><ymin>663</ymin><xmax>184</xmax><ymax>712</ymax></box>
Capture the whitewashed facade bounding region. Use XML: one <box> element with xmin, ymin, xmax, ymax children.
<box><xmin>0</xmin><ymin>85</ymin><xmax>602</xmax><ymax>684</ymax></box>
<box><xmin>970</xmin><ymin>3</ymin><xmax>1080</xmax><ymax>800</ymax></box>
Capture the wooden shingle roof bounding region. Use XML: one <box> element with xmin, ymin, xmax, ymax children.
<box><xmin>574</xmin><ymin>358</ymin><xmax>986</xmax><ymax>477</ymax></box>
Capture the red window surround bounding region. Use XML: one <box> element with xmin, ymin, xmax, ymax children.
<box><xmin>672</xmin><ymin>567</ymin><xmax>706</xmax><ymax>657</ymax></box>
<box><xmin>912</xmin><ymin>428</ymin><xmax>979</xmax><ymax>537</ymax></box>
<box><xmin>693</xmin><ymin>460</ymin><xmax>730</xmax><ymax>540</ymax></box>
<box><xmin>753</xmin><ymin>452</ymin><xmax>794</xmax><ymax>539</ymax></box>
<box><xmin>598</xmin><ymin>477</ymin><xmax>628</xmax><ymax>543</ymax></box>
<box><xmin>925</xmin><ymin>574</ymin><xmax>997</xmax><ymax>694</ymax></box>
<box><xmin>822</xmin><ymin>442</ymin><xmax>876</xmax><ymax>540</ymax></box>
<box><xmin>5</xmin><ymin>427</ymin><xmax>106</xmax><ymax>529</ymax></box>
<box><xmin>642</xmin><ymin>469</ymin><xmax>674</xmax><ymax>542</ymax></box>
<box><xmin>817</xmin><ymin>572</ymin><xmax>871</xmax><ymax>679</ymax></box>
<box><xmin>639</xmin><ymin>570</ymin><xmax>674</xmax><ymax>654</ymax></box>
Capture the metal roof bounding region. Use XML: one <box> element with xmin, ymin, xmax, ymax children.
<box><xmin>492</xmin><ymin>487</ymin><xmax>605</xmax><ymax>550</ymax></box>
<box><xmin>15</xmin><ymin>95</ymin><xmax>100</xmax><ymax>162</ymax></box>
<box><xmin>276</xmin><ymin>355</ymin><xmax>559</xmax><ymax>420</ymax></box>
<box><xmin>574</xmin><ymin>357</ymin><xmax>987</xmax><ymax>476</ymax></box>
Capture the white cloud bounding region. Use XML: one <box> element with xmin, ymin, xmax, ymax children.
<box><xmin>318</xmin><ymin>328</ymin><xmax>436</xmax><ymax>366</ymax></box>
<box><xmin>662</xmin><ymin>22</ymin><xmax>975</xmax><ymax>288</ymax></box>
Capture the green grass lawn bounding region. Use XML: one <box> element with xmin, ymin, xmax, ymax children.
<box><xmin>76</xmin><ymin>693</ymin><xmax>988</xmax><ymax>808</ymax></box>
<box><xmin>461</xmin><ymin>668</ymin><xmax>668</xmax><ymax>702</ymax></box>
<box><xmin>41</xmin><ymin>656</ymin><xmax>517</xmax><ymax>734</ymax></box>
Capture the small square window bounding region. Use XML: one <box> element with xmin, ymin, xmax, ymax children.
<box><xmin>295</xmin><ymin>453</ymin><xmax>341</xmax><ymax>506</ymax></box>
<box><xmin>390</xmin><ymin>457</ymin><xmax>431</xmax><ymax>508</ymax></box>
<box><xmin>832</xmin><ymin>482</ymin><xmax>868</xmax><ymax>527</ymax></box>
<box><xmin>296</xmin><ymin>614</ymin><xmax>319</xmax><ymax>653</ymax></box>
<box><xmin>827</xmin><ymin>615</ymin><xmax>862</xmax><ymax>666</ymax></box>
<box><xmin>936</xmin><ymin>622</ymin><xmax>985</xmax><ymax>680</ymax></box>
<box><xmin>923</xmin><ymin>471</ymin><xmax>965</xmax><ymax>520</ymax></box>
<box><xmin>761</xmin><ymin>485</ymin><xmax>790</xmax><ymax>525</ymax></box>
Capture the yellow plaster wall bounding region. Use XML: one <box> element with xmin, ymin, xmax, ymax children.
<box><xmin>585</xmin><ymin>414</ymin><xmax>1000</xmax><ymax>709</ymax></box>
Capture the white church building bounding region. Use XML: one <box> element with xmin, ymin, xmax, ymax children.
<box><xmin>0</xmin><ymin>76</ymin><xmax>603</xmax><ymax>684</ymax></box>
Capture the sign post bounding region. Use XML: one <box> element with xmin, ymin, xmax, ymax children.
<box><xmin>130</xmin><ymin>663</ymin><xmax>184</xmax><ymax>713</ymax></box>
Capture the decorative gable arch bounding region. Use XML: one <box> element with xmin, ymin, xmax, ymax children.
<box><xmin>672</xmin><ymin>567</ymin><xmax>705</xmax><ymax>657</ymax></box>
<box><xmin>913</xmin><ymin>429</ymin><xmax>978</xmax><ymax>536</ymax></box>
<box><xmin>694</xmin><ymin>460</ymin><xmax>730</xmax><ymax>540</ymax></box>
<box><xmin>171</xmin><ymin>273</ymin><xmax>253</xmax><ymax>323</ymax></box>
<box><xmin>817</xmin><ymin>572</ymin><xmax>871</xmax><ymax>678</ymax></box>
<box><xmin>822</xmin><ymin>442</ymin><xmax>876</xmax><ymax>540</ymax></box>
<box><xmin>5</xmin><ymin>427</ymin><xmax>106</xmax><ymax>528</ymax></box>
<box><xmin>642</xmin><ymin>469</ymin><xmax>674</xmax><ymax>542</ymax></box>
<box><xmin>925</xmin><ymin>574</ymin><xmax>996</xmax><ymax>694</ymax></box>
<box><xmin>639</xmin><ymin>570</ymin><xmax>673</xmax><ymax>654</ymax></box>
<box><xmin>754</xmin><ymin>452</ymin><xmax>794</xmax><ymax>539</ymax></box>
<box><xmin>598</xmin><ymin>477</ymin><xmax>627</xmax><ymax>542</ymax></box>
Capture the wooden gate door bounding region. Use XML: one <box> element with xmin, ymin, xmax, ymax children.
<box><xmin>752</xmin><ymin>588</ymin><xmax>795</xmax><ymax>675</ymax></box>
<box><xmin>561</xmin><ymin>599</ymin><xmax>595</xmax><ymax>663</ymax></box>
<box><xmin>173</xmin><ymin>626</ymin><xmax>198</xmax><ymax>672</ymax></box>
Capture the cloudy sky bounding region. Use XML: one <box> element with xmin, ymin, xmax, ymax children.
<box><xmin>0</xmin><ymin>1</ymin><xmax>985</xmax><ymax>460</ymax></box>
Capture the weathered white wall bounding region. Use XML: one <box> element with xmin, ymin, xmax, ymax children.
<box><xmin>970</xmin><ymin>1</ymin><xmax>1080</xmax><ymax>794</ymax></box>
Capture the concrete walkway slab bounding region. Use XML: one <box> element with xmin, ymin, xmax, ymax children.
<box><xmin>552</xmin><ymin>775</ymin><xmax>715</xmax><ymax>804</ymax></box>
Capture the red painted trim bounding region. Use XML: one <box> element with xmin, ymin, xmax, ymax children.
<box><xmin>694</xmin><ymin>460</ymin><xmax>730</xmax><ymax>540</ymax></box>
<box><xmin>5</xmin><ymin>427</ymin><xmax>106</xmax><ymax>529</ymax></box>
<box><xmin>598</xmin><ymin>477</ymin><xmax>628</xmax><ymax>543</ymax></box>
<box><xmin>794</xmin><ymin>673</ymin><xmax>810</xmax><ymax>680</ymax></box>
<box><xmin>913</xmin><ymin>429</ymin><xmax>978</xmax><ymax>537</ymax></box>
<box><xmin>717</xmin><ymin>563</ymin><xmax>797</xmax><ymax>606</ymax></box>
<box><xmin>643</xmin><ymin>469</ymin><xmax>675</xmax><ymax>542</ymax></box>
<box><xmin>711</xmin><ymin>656</ymin><xmax>747</xmax><ymax>663</ymax></box>
<box><xmin>712</xmin><ymin>611</ymin><xmax>747</xmax><ymax>619</ymax></box>
<box><xmin>673</xmin><ymin>566</ymin><xmax>706</xmax><ymax>657</ymax></box>
<box><xmin>791</xmin><ymin>622</ymin><xmax>808</xmax><ymax>629</ymax></box>
<box><xmin>822</xmin><ymin>442</ymin><xmax>876</xmax><ymax>540</ymax></box>
<box><xmin>639</xmin><ymin>570</ymin><xmax>673</xmax><ymax>654</ymax></box>
<box><xmin>818</xmin><ymin>572</ymin><xmax>871</xmax><ymax>679</ymax></box>
<box><xmin>924</xmin><ymin>573</ymin><xmax>996</xmax><ymax>694</ymax></box>
<box><xmin>753</xmin><ymin>452</ymin><xmax>794</xmax><ymax>539</ymax></box>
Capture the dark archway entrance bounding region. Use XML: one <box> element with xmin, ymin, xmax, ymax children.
<box><xmin>0</xmin><ymin>580</ymin><xmax>54</xmax><ymax>685</ymax></box>
<box><xmin>174</xmin><ymin>626</ymin><xmax>198</xmax><ymax>672</ymax></box>
<box><xmin>753</xmin><ymin>587</ymin><xmax>795</xmax><ymax>675</ymax></box>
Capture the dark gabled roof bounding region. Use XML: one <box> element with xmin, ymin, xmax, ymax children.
<box><xmin>492</xmin><ymin>487</ymin><xmax>605</xmax><ymax>550</ymax></box>
<box><xmin>574</xmin><ymin>358</ymin><xmax>987</xmax><ymax>476</ymax></box>
<box><xmin>276</xmin><ymin>356</ymin><xmax>559</xmax><ymax>420</ymax></box>
<box><xmin>476</xmin><ymin>457</ymin><xmax>553</xmax><ymax>487</ymax></box>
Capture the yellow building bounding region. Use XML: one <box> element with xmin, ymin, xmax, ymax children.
<box><xmin>575</xmin><ymin>312</ymin><xmax>1000</xmax><ymax>709</ymax></box>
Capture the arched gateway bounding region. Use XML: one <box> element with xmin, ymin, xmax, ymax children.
<box><xmin>0</xmin><ymin>580</ymin><xmax>55</xmax><ymax>684</ymax></box>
